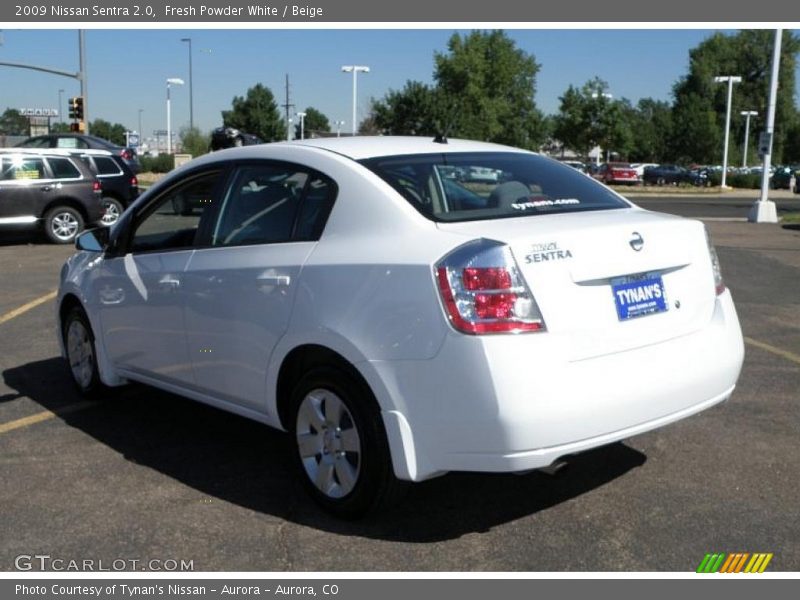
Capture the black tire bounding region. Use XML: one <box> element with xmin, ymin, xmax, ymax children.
<box><xmin>100</xmin><ymin>197</ymin><xmax>125</xmax><ymax>226</ymax></box>
<box><xmin>656</xmin><ymin>177</ymin><xmax>666</xmax><ymax>186</ymax></box>
<box><xmin>62</xmin><ymin>306</ymin><xmax>104</xmax><ymax>397</ymax></box>
<box><xmin>289</xmin><ymin>366</ymin><xmax>404</xmax><ymax>518</ymax></box>
<box><xmin>44</xmin><ymin>206</ymin><xmax>84</xmax><ymax>244</ymax></box>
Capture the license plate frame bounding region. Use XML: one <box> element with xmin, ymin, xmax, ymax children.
<box><xmin>611</xmin><ymin>274</ymin><xmax>668</xmax><ymax>321</ymax></box>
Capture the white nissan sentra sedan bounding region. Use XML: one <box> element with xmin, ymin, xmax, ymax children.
<box><xmin>57</xmin><ymin>137</ymin><xmax>744</xmax><ymax>517</ymax></box>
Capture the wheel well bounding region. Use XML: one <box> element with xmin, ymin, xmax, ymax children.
<box><xmin>58</xmin><ymin>293</ymin><xmax>83</xmax><ymax>335</ymax></box>
<box><xmin>44</xmin><ymin>197</ymin><xmax>89</xmax><ymax>222</ymax></box>
<box><xmin>275</xmin><ymin>344</ymin><xmax>370</xmax><ymax>430</ymax></box>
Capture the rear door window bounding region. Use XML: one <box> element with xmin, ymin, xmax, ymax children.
<box><xmin>47</xmin><ymin>157</ymin><xmax>82</xmax><ymax>180</ymax></box>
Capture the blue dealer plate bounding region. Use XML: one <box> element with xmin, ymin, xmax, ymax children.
<box><xmin>611</xmin><ymin>276</ymin><xmax>668</xmax><ymax>321</ymax></box>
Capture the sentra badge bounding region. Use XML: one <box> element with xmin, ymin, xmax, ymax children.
<box><xmin>525</xmin><ymin>242</ymin><xmax>573</xmax><ymax>264</ymax></box>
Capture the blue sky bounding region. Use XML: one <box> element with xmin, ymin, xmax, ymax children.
<box><xmin>1</xmin><ymin>28</ymin><xmax>798</xmax><ymax>142</ymax></box>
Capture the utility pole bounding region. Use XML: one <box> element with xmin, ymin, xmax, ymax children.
<box><xmin>78</xmin><ymin>30</ymin><xmax>89</xmax><ymax>134</ymax></box>
<box><xmin>282</xmin><ymin>74</ymin><xmax>295</xmax><ymax>141</ymax></box>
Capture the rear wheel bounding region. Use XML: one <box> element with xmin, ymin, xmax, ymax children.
<box><xmin>656</xmin><ymin>177</ymin><xmax>666</xmax><ymax>186</ymax></box>
<box><xmin>100</xmin><ymin>197</ymin><xmax>124</xmax><ymax>226</ymax></box>
<box><xmin>290</xmin><ymin>366</ymin><xmax>403</xmax><ymax>518</ymax></box>
<box><xmin>44</xmin><ymin>206</ymin><xmax>84</xmax><ymax>244</ymax></box>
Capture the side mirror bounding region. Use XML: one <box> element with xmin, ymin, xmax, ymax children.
<box><xmin>75</xmin><ymin>227</ymin><xmax>110</xmax><ymax>252</ymax></box>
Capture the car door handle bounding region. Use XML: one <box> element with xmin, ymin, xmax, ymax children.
<box><xmin>257</xmin><ymin>274</ymin><xmax>291</xmax><ymax>286</ymax></box>
<box><xmin>158</xmin><ymin>275</ymin><xmax>181</xmax><ymax>291</ymax></box>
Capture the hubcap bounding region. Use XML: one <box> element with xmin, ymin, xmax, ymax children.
<box><xmin>51</xmin><ymin>212</ymin><xmax>79</xmax><ymax>241</ymax></box>
<box><xmin>296</xmin><ymin>389</ymin><xmax>361</xmax><ymax>499</ymax></box>
<box><xmin>66</xmin><ymin>320</ymin><xmax>94</xmax><ymax>389</ymax></box>
<box><xmin>101</xmin><ymin>201</ymin><xmax>121</xmax><ymax>225</ymax></box>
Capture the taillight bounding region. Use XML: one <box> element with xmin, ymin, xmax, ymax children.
<box><xmin>130</xmin><ymin>176</ymin><xmax>138</xmax><ymax>187</ymax></box>
<box><xmin>705</xmin><ymin>228</ymin><xmax>726</xmax><ymax>295</ymax></box>
<box><xmin>436</xmin><ymin>239</ymin><xmax>545</xmax><ymax>335</ymax></box>
<box><xmin>92</xmin><ymin>180</ymin><xmax>102</xmax><ymax>193</ymax></box>
<box><xmin>120</xmin><ymin>149</ymin><xmax>132</xmax><ymax>160</ymax></box>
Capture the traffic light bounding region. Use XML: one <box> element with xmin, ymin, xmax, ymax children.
<box><xmin>68</xmin><ymin>96</ymin><xmax>84</xmax><ymax>121</ymax></box>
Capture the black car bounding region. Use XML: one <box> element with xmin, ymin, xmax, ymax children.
<box><xmin>643</xmin><ymin>164</ymin><xmax>708</xmax><ymax>186</ymax></box>
<box><xmin>209</xmin><ymin>127</ymin><xmax>263</xmax><ymax>151</ymax></box>
<box><xmin>770</xmin><ymin>166</ymin><xmax>799</xmax><ymax>190</ymax></box>
<box><xmin>0</xmin><ymin>150</ymin><xmax>105</xmax><ymax>243</ymax></box>
<box><xmin>16</xmin><ymin>133</ymin><xmax>141</xmax><ymax>174</ymax></box>
<box><xmin>71</xmin><ymin>150</ymin><xmax>140</xmax><ymax>225</ymax></box>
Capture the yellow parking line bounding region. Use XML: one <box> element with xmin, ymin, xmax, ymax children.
<box><xmin>0</xmin><ymin>290</ymin><xmax>57</xmax><ymax>326</ymax></box>
<box><xmin>745</xmin><ymin>336</ymin><xmax>800</xmax><ymax>367</ymax></box>
<box><xmin>0</xmin><ymin>401</ymin><xmax>97</xmax><ymax>435</ymax></box>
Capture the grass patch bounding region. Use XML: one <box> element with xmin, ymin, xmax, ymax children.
<box><xmin>780</xmin><ymin>212</ymin><xmax>800</xmax><ymax>224</ymax></box>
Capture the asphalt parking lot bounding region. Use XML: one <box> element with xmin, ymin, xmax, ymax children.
<box><xmin>1</xmin><ymin>196</ymin><xmax>798</xmax><ymax>572</ymax></box>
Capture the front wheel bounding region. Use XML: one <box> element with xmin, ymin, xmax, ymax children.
<box><xmin>44</xmin><ymin>206</ymin><xmax>84</xmax><ymax>244</ymax></box>
<box><xmin>62</xmin><ymin>306</ymin><xmax>103</xmax><ymax>396</ymax></box>
<box><xmin>290</xmin><ymin>366</ymin><xmax>403</xmax><ymax>518</ymax></box>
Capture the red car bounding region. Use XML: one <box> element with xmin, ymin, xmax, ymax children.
<box><xmin>597</xmin><ymin>162</ymin><xmax>641</xmax><ymax>185</ymax></box>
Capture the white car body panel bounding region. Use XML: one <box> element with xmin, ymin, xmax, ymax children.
<box><xmin>57</xmin><ymin>137</ymin><xmax>745</xmax><ymax>485</ymax></box>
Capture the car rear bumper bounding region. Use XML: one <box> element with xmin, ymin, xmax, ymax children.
<box><xmin>375</xmin><ymin>289</ymin><xmax>744</xmax><ymax>481</ymax></box>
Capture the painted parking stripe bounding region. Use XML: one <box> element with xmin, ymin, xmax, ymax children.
<box><xmin>745</xmin><ymin>336</ymin><xmax>800</xmax><ymax>367</ymax></box>
<box><xmin>0</xmin><ymin>401</ymin><xmax>97</xmax><ymax>435</ymax></box>
<box><xmin>0</xmin><ymin>290</ymin><xmax>57</xmax><ymax>326</ymax></box>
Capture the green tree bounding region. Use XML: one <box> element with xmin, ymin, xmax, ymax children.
<box><xmin>370</xmin><ymin>81</ymin><xmax>441</xmax><ymax>136</ymax></box>
<box><xmin>295</xmin><ymin>106</ymin><xmax>330</xmax><ymax>139</ymax></box>
<box><xmin>553</xmin><ymin>78</ymin><xmax>632</xmax><ymax>159</ymax></box>
<box><xmin>180</xmin><ymin>126</ymin><xmax>210</xmax><ymax>157</ymax></box>
<box><xmin>89</xmin><ymin>119</ymin><xmax>127</xmax><ymax>145</ymax></box>
<box><xmin>626</xmin><ymin>98</ymin><xmax>673</xmax><ymax>162</ymax></box>
<box><xmin>222</xmin><ymin>83</ymin><xmax>285</xmax><ymax>142</ymax></box>
<box><xmin>0</xmin><ymin>109</ymin><xmax>30</xmax><ymax>135</ymax></box>
<box><xmin>671</xmin><ymin>30</ymin><xmax>800</xmax><ymax>164</ymax></box>
<box><xmin>433</xmin><ymin>31</ymin><xmax>546</xmax><ymax>148</ymax></box>
<box><xmin>50</xmin><ymin>122</ymin><xmax>72</xmax><ymax>133</ymax></box>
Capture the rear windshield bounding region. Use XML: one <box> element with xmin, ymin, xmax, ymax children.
<box><xmin>361</xmin><ymin>152</ymin><xmax>629</xmax><ymax>222</ymax></box>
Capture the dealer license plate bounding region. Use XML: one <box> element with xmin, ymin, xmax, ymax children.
<box><xmin>611</xmin><ymin>275</ymin><xmax>668</xmax><ymax>321</ymax></box>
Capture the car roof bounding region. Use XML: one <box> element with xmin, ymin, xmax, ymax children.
<box><xmin>0</xmin><ymin>147</ymin><xmax>84</xmax><ymax>158</ymax></box>
<box><xmin>283</xmin><ymin>136</ymin><xmax>533</xmax><ymax>160</ymax></box>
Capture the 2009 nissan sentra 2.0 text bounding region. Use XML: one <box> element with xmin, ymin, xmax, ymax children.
<box><xmin>56</xmin><ymin>136</ymin><xmax>744</xmax><ymax>517</ymax></box>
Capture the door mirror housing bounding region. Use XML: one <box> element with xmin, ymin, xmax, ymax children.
<box><xmin>75</xmin><ymin>227</ymin><xmax>110</xmax><ymax>252</ymax></box>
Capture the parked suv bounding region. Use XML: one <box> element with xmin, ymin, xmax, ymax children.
<box><xmin>0</xmin><ymin>149</ymin><xmax>105</xmax><ymax>243</ymax></box>
<box><xmin>16</xmin><ymin>133</ymin><xmax>141</xmax><ymax>174</ymax></box>
<box><xmin>71</xmin><ymin>149</ymin><xmax>140</xmax><ymax>225</ymax></box>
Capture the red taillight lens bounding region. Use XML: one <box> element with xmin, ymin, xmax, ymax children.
<box><xmin>130</xmin><ymin>176</ymin><xmax>138</xmax><ymax>187</ymax></box>
<box><xmin>436</xmin><ymin>241</ymin><xmax>545</xmax><ymax>335</ymax></box>
<box><xmin>92</xmin><ymin>180</ymin><xmax>102</xmax><ymax>192</ymax></box>
<box><xmin>120</xmin><ymin>149</ymin><xmax>132</xmax><ymax>160</ymax></box>
<box><xmin>463</xmin><ymin>267</ymin><xmax>512</xmax><ymax>291</ymax></box>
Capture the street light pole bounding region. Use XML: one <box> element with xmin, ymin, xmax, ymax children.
<box><xmin>336</xmin><ymin>120</ymin><xmax>345</xmax><ymax>137</ymax></box>
<box><xmin>749</xmin><ymin>29</ymin><xmax>782</xmax><ymax>223</ymax></box>
<box><xmin>296</xmin><ymin>112</ymin><xmax>307</xmax><ymax>140</ymax></box>
<box><xmin>58</xmin><ymin>89</ymin><xmax>64</xmax><ymax>124</ymax></box>
<box><xmin>138</xmin><ymin>108</ymin><xmax>144</xmax><ymax>137</ymax></box>
<box><xmin>740</xmin><ymin>110</ymin><xmax>758</xmax><ymax>168</ymax></box>
<box><xmin>166</xmin><ymin>78</ymin><xmax>184</xmax><ymax>154</ymax></box>
<box><xmin>713</xmin><ymin>75</ymin><xmax>742</xmax><ymax>188</ymax></box>
<box><xmin>180</xmin><ymin>37</ymin><xmax>193</xmax><ymax>131</ymax></box>
<box><xmin>341</xmin><ymin>65</ymin><xmax>369</xmax><ymax>136</ymax></box>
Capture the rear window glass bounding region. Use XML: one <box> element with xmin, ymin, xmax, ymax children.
<box><xmin>93</xmin><ymin>156</ymin><xmax>122</xmax><ymax>175</ymax></box>
<box><xmin>48</xmin><ymin>157</ymin><xmax>82</xmax><ymax>179</ymax></box>
<box><xmin>361</xmin><ymin>152</ymin><xmax>629</xmax><ymax>222</ymax></box>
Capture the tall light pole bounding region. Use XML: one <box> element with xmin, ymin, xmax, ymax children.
<box><xmin>180</xmin><ymin>38</ymin><xmax>193</xmax><ymax>131</ymax></box>
<box><xmin>335</xmin><ymin>120</ymin><xmax>345</xmax><ymax>138</ymax></box>
<box><xmin>750</xmin><ymin>29</ymin><xmax>782</xmax><ymax>223</ymax></box>
<box><xmin>740</xmin><ymin>110</ymin><xmax>758</xmax><ymax>168</ymax></box>
<box><xmin>341</xmin><ymin>65</ymin><xmax>369</xmax><ymax>136</ymax></box>
<box><xmin>713</xmin><ymin>75</ymin><xmax>742</xmax><ymax>188</ymax></box>
<box><xmin>138</xmin><ymin>108</ymin><xmax>144</xmax><ymax>137</ymax></box>
<box><xmin>58</xmin><ymin>89</ymin><xmax>65</xmax><ymax>124</ymax></box>
<box><xmin>296</xmin><ymin>112</ymin><xmax>307</xmax><ymax>140</ymax></box>
<box><xmin>166</xmin><ymin>78</ymin><xmax>184</xmax><ymax>154</ymax></box>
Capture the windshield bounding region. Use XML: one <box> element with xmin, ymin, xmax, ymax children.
<box><xmin>361</xmin><ymin>152</ymin><xmax>629</xmax><ymax>222</ymax></box>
